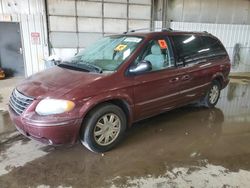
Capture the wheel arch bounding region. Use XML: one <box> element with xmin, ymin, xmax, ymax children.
<box><xmin>212</xmin><ymin>73</ymin><xmax>225</xmax><ymax>89</ymax></box>
<box><xmin>80</xmin><ymin>96</ymin><xmax>134</xmax><ymax>129</ymax></box>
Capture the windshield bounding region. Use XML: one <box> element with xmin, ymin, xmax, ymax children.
<box><xmin>61</xmin><ymin>36</ymin><xmax>143</xmax><ymax>73</ymax></box>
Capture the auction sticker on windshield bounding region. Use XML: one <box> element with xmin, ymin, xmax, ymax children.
<box><xmin>115</xmin><ymin>44</ymin><xmax>127</xmax><ymax>51</ymax></box>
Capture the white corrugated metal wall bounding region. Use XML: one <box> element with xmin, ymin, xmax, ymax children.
<box><xmin>0</xmin><ymin>0</ymin><xmax>49</xmax><ymax>76</ymax></box>
<box><xmin>47</xmin><ymin>0</ymin><xmax>152</xmax><ymax>59</ymax></box>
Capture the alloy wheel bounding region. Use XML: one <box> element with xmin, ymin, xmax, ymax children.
<box><xmin>209</xmin><ymin>85</ymin><xmax>219</xmax><ymax>104</ymax></box>
<box><xmin>93</xmin><ymin>113</ymin><xmax>121</xmax><ymax>146</ymax></box>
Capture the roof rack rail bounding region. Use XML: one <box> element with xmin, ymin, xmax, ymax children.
<box><xmin>161</xmin><ymin>28</ymin><xmax>173</xmax><ymax>31</ymax></box>
<box><xmin>123</xmin><ymin>27</ymin><xmax>173</xmax><ymax>34</ymax></box>
<box><xmin>123</xmin><ymin>28</ymin><xmax>150</xmax><ymax>34</ymax></box>
<box><xmin>202</xmin><ymin>31</ymin><xmax>212</xmax><ymax>35</ymax></box>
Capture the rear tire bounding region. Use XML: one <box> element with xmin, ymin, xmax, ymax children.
<box><xmin>80</xmin><ymin>103</ymin><xmax>127</xmax><ymax>153</ymax></box>
<box><xmin>201</xmin><ymin>80</ymin><xmax>221</xmax><ymax>108</ymax></box>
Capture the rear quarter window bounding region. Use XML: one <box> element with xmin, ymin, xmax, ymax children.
<box><xmin>171</xmin><ymin>34</ymin><xmax>204</xmax><ymax>64</ymax></box>
<box><xmin>200</xmin><ymin>36</ymin><xmax>227</xmax><ymax>58</ymax></box>
<box><xmin>172</xmin><ymin>34</ymin><xmax>228</xmax><ymax>65</ymax></box>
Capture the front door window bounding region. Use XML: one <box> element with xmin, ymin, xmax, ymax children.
<box><xmin>135</xmin><ymin>38</ymin><xmax>175</xmax><ymax>71</ymax></box>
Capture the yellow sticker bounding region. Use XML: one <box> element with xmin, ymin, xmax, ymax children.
<box><xmin>114</xmin><ymin>44</ymin><xmax>127</xmax><ymax>51</ymax></box>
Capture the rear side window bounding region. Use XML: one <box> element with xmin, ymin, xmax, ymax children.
<box><xmin>171</xmin><ymin>35</ymin><xmax>203</xmax><ymax>64</ymax></box>
<box><xmin>200</xmin><ymin>36</ymin><xmax>227</xmax><ymax>57</ymax></box>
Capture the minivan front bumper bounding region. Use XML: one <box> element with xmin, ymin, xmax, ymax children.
<box><xmin>9</xmin><ymin>107</ymin><xmax>82</xmax><ymax>145</ymax></box>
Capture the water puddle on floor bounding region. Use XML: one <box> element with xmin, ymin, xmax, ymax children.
<box><xmin>0</xmin><ymin>111</ymin><xmax>15</xmax><ymax>136</ymax></box>
<box><xmin>0</xmin><ymin>139</ymin><xmax>49</xmax><ymax>176</ymax></box>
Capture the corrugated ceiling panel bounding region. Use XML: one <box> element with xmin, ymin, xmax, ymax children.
<box><xmin>167</xmin><ymin>0</ymin><xmax>184</xmax><ymax>22</ymax></box>
<box><xmin>128</xmin><ymin>20</ymin><xmax>151</xmax><ymax>30</ymax></box>
<box><xmin>77</xmin><ymin>1</ymin><xmax>102</xmax><ymax>17</ymax></box>
<box><xmin>78</xmin><ymin>33</ymin><xmax>102</xmax><ymax>48</ymax></box>
<box><xmin>200</xmin><ymin>0</ymin><xmax>218</xmax><ymax>23</ymax></box>
<box><xmin>104</xmin><ymin>3</ymin><xmax>127</xmax><ymax>18</ymax></box>
<box><xmin>49</xmin><ymin>16</ymin><xmax>76</xmax><ymax>32</ymax></box>
<box><xmin>130</xmin><ymin>0</ymin><xmax>151</xmax><ymax>4</ymax></box>
<box><xmin>104</xmin><ymin>19</ymin><xmax>127</xmax><ymax>33</ymax></box>
<box><xmin>50</xmin><ymin>32</ymin><xmax>78</xmax><ymax>48</ymax></box>
<box><xmin>47</xmin><ymin>0</ymin><xmax>75</xmax><ymax>16</ymax></box>
<box><xmin>53</xmin><ymin>48</ymin><xmax>77</xmax><ymax>60</ymax></box>
<box><xmin>104</xmin><ymin>0</ymin><xmax>127</xmax><ymax>3</ymax></box>
<box><xmin>182</xmin><ymin>0</ymin><xmax>201</xmax><ymax>22</ymax></box>
<box><xmin>129</xmin><ymin>5</ymin><xmax>151</xmax><ymax>19</ymax></box>
<box><xmin>232</xmin><ymin>0</ymin><xmax>249</xmax><ymax>24</ymax></box>
<box><xmin>78</xmin><ymin>18</ymin><xmax>102</xmax><ymax>32</ymax></box>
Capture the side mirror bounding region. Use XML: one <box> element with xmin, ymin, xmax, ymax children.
<box><xmin>129</xmin><ymin>60</ymin><xmax>152</xmax><ymax>74</ymax></box>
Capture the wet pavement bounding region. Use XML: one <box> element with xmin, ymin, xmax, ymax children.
<box><xmin>0</xmin><ymin>80</ymin><xmax>250</xmax><ymax>188</ymax></box>
<box><xmin>0</xmin><ymin>77</ymin><xmax>24</xmax><ymax>112</ymax></box>
<box><xmin>0</xmin><ymin>111</ymin><xmax>15</xmax><ymax>136</ymax></box>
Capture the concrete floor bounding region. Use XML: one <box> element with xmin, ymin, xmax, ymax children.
<box><xmin>0</xmin><ymin>78</ymin><xmax>250</xmax><ymax>187</ymax></box>
<box><xmin>0</xmin><ymin>77</ymin><xmax>24</xmax><ymax>142</ymax></box>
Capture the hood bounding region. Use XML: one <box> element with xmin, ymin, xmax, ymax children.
<box><xmin>17</xmin><ymin>66</ymin><xmax>106</xmax><ymax>99</ymax></box>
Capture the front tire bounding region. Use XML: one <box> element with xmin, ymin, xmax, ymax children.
<box><xmin>202</xmin><ymin>80</ymin><xmax>221</xmax><ymax>108</ymax></box>
<box><xmin>80</xmin><ymin>103</ymin><xmax>127</xmax><ymax>153</ymax></box>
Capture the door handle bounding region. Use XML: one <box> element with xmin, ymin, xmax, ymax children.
<box><xmin>170</xmin><ymin>77</ymin><xmax>179</xmax><ymax>82</ymax></box>
<box><xmin>182</xmin><ymin>75</ymin><xmax>190</xmax><ymax>81</ymax></box>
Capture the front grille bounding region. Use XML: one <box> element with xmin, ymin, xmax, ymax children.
<box><xmin>9</xmin><ymin>89</ymin><xmax>34</xmax><ymax>115</ymax></box>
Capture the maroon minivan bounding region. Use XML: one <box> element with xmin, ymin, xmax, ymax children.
<box><xmin>9</xmin><ymin>30</ymin><xmax>230</xmax><ymax>152</ymax></box>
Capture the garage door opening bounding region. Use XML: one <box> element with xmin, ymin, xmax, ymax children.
<box><xmin>0</xmin><ymin>22</ymin><xmax>24</xmax><ymax>77</ymax></box>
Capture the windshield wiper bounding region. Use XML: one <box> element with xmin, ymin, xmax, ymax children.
<box><xmin>58</xmin><ymin>61</ymin><xmax>103</xmax><ymax>73</ymax></box>
<box><xmin>58</xmin><ymin>62</ymin><xmax>90</xmax><ymax>72</ymax></box>
<box><xmin>59</xmin><ymin>60</ymin><xmax>103</xmax><ymax>73</ymax></box>
<box><xmin>78</xmin><ymin>60</ymin><xmax>103</xmax><ymax>73</ymax></box>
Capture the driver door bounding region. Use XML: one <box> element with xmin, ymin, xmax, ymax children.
<box><xmin>131</xmin><ymin>37</ymin><xmax>184</xmax><ymax>120</ymax></box>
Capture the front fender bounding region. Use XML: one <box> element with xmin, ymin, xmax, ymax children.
<box><xmin>79</xmin><ymin>90</ymin><xmax>134</xmax><ymax>126</ymax></box>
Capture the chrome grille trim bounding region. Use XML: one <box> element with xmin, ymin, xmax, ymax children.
<box><xmin>9</xmin><ymin>89</ymin><xmax>34</xmax><ymax>115</ymax></box>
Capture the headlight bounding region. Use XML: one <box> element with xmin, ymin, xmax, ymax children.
<box><xmin>35</xmin><ymin>99</ymin><xmax>75</xmax><ymax>116</ymax></box>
